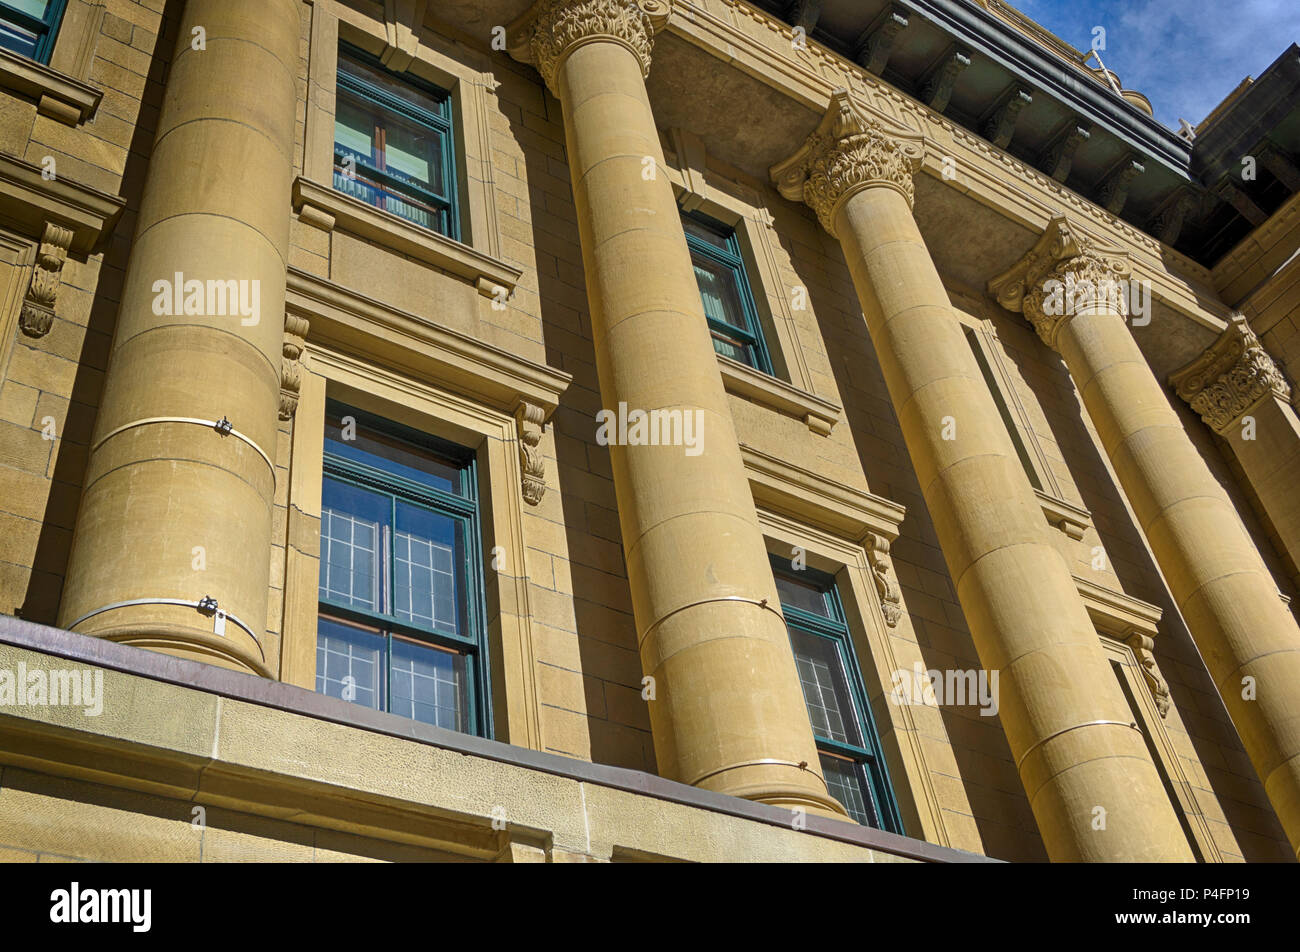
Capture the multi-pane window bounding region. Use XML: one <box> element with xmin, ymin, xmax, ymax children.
<box><xmin>316</xmin><ymin>403</ymin><xmax>489</xmax><ymax>736</ymax></box>
<box><xmin>683</xmin><ymin>213</ymin><xmax>774</xmax><ymax>374</ymax></box>
<box><xmin>333</xmin><ymin>46</ymin><xmax>459</xmax><ymax>238</ymax></box>
<box><xmin>0</xmin><ymin>0</ymin><xmax>66</xmax><ymax>63</ymax></box>
<box><xmin>773</xmin><ymin>558</ymin><xmax>902</xmax><ymax>831</ymax></box>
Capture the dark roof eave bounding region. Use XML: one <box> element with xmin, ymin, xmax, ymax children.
<box><xmin>901</xmin><ymin>0</ymin><xmax>1193</xmax><ymax>177</ymax></box>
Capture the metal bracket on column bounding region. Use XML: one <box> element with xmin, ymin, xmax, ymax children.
<box><xmin>67</xmin><ymin>597</ymin><xmax>264</xmax><ymax>661</ymax></box>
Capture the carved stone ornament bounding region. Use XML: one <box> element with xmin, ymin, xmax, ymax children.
<box><xmin>770</xmin><ymin>87</ymin><xmax>926</xmax><ymax>235</ymax></box>
<box><xmin>516</xmin><ymin>401</ymin><xmax>548</xmax><ymax>505</ymax></box>
<box><xmin>1125</xmin><ymin>631</ymin><xmax>1171</xmax><ymax>719</ymax></box>
<box><xmin>507</xmin><ymin>0</ymin><xmax>671</xmax><ymax>97</ymax></box>
<box><xmin>279</xmin><ymin>312</ymin><xmax>310</xmax><ymax>421</ymax></box>
<box><xmin>1168</xmin><ymin>313</ymin><xmax>1292</xmax><ymax>433</ymax></box>
<box><xmin>19</xmin><ymin>222</ymin><xmax>75</xmax><ymax>338</ymax></box>
<box><xmin>986</xmin><ymin>214</ymin><xmax>1131</xmax><ymax>352</ymax></box>
<box><xmin>866</xmin><ymin>532</ymin><xmax>903</xmax><ymax>627</ymax></box>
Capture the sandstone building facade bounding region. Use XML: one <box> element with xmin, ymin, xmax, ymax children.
<box><xmin>0</xmin><ymin>0</ymin><xmax>1298</xmax><ymax>862</ymax></box>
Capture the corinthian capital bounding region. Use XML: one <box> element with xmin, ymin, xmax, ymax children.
<box><xmin>1168</xmin><ymin>313</ymin><xmax>1292</xmax><ymax>432</ymax></box>
<box><xmin>770</xmin><ymin>88</ymin><xmax>925</xmax><ymax>235</ymax></box>
<box><xmin>987</xmin><ymin>215</ymin><xmax>1131</xmax><ymax>351</ymax></box>
<box><xmin>507</xmin><ymin>0</ymin><xmax>671</xmax><ymax>97</ymax></box>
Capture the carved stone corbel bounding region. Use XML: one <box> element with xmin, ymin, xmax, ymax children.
<box><xmin>19</xmin><ymin>222</ymin><xmax>75</xmax><ymax>338</ymax></box>
<box><xmin>865</xmin><ymin>532</ymin><xmax>903</xmax><ymax>627</ymax></box>
<box><xmin>515</xmin><ymin>401</ymin><xmax>548</xmax><ymax>505</ymax></box>
<box><xmin>279</xmin><ymin>313</ymin><xmax>310</xmax><ymax>420</ymax></box>
<box><xmin>1125</xmin><ymin>631</ymin><xmax>1171</xmax><ymax>718</ymax></box>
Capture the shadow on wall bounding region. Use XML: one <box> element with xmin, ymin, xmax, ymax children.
<box><xmin>22</xmin><ymin>0</ymin><xmax>187</xmax><ymax>627</ymax></box>
<box><xmin>499</xmin><ymin>68</ymin><xmax>656</xmax><ymax>775</ymax></box>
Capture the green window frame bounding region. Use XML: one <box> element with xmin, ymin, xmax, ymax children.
<box><xmin>316</xmin><ymin>401</ymin><xmax>491</xmax><ymax>738</ymax></box>
<box><xmin>772</xmin><ymin>555</ymin><xmax>902</xmax><ymax>832</ymax></box>
<box><xmin>333</xmin><ymin>43</ymin><xmax>460</xmax><ymax>240</ymax></box>
<box><xmin>0</xmin><ymin>0</ymin><xmax>67</xmax><ymax>64</ymax></box>
<box><xmin>682</xmin><ymin>212</ymin><xmax>774</xmax><ymax>375</ymax></box>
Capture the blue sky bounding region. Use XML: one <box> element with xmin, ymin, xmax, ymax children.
<box><xmin>1011</xmin><ymin>0</ymin><xmax>1300</xmax><ymax>128</ymax></box>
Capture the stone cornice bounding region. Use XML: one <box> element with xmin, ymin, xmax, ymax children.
<box><xmin>507</xmin><ymin>0</ymin><xmax>671</xmax><ymax>97</ymax></box>
<box><xmin>987</xmin><ymin>214</ymin><xmax>1131</xmax><ymax>351</ymax></box>
<box><xmin>285</xmin><ymin>267</ymin><xmax>571</xmax><ymax>421</ymax></box>
<box><xmin>770</xmin><ymin>88</ymin><xmax>924</xmax><ymax>234</ymax></box>
<box><xmin>740</xmin><ymin>443</ymin><xmax>907</xmax><ymax>546</ymax></box>
<box><xmin>0</xmin><ymin>153</ymin><xmax>124</xmax><ymax>255</ymax></box>
<box><xmin>1168</xmin><ymin>313</ymin><xmax>1293</xmax><ymax>432</ymax></box>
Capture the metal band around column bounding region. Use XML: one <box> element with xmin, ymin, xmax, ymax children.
<box><xmin>689</xmin><ymin>758</ymin><xmax>831</xmax><ymax>791</ymax></box>
<box><xmin>67</xmin><ymin>597</ymin><xmax>265</xmax><ymax>662</ymax></box>
<box><xmin>637</xmin><ymin>595</ymin><xmax>788</xmax><ymax>647</ymax></box>
<box><xmin>1015</xmin><ymin>719</ymin><xmax>1141</xmax><ymax>772</ymax></box>
<box><xmin>92</xmin><ymin>416</ymin><xmax>274</xmax><ymax>472</ymax></box>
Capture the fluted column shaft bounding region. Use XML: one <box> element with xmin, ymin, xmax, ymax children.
<box><xmin>59</xmin><ymin>0</ymin><xmax>300</xmax><ymax>675</ymax></box>
<box><xmin>774</xmin><ymin>93</ymin><xmax>1193</xmax><ymax>860</ymax></box>
<box><xmin>996</xmin><ymin>222</ymin><xmax>1300</xmax><ymax>858</ymax></box>
<box><xmin>511</xmin><ymin>0</ymin><xmax>844</xmax><ymax>817</ymax></box>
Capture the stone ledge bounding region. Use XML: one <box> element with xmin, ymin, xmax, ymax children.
<box><xmin>720</xmin><ymin>355</ymin><xmax>842</xmax><ymax>434</ymax></box>
<box><xmin>0</xmin><ymin>46</ymin><xmax>101</xmax><ymax>125</ymax></box>
<box><xmin>291</xmin><ymin>176</ymin><xmax>522</xmax><ymax>300</ymax></box>
<box><xmin>286</xmin><ymin>267</ymin><xmax>571</xmax><ymax>420</ymax></box>
<box><xmin>0</xmin><ymin>152</ymin><xmax>124</xmax><ymax>253</ymax></box>
<box><xmin>741</xmin><ymin>443</ymin><xmax>907</xmax><ymax>543</ymax></box>
<box><xmin>0</xmin><ymin>614</ymin><xmax>995</xmax><ymax>863</ymax></box>
<box><xmin>1035</xmin><ymin>490</ymin><xmax>1093</xmax><ymax>541</ymax></box>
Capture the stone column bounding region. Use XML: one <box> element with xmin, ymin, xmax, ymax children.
<box><xmin>990</xmin><ymin>216</ymin><xmax>1300</xmax><ymax>858</ymax></box>
<box><xmin>59</xmin><ymin>0</ymin><xmax>301</xmax><ymax>677</ymax></box>
<box><xmin>509</xmin><ymin>0</ymin><xmax>844</xmax><ymax>818</ymax></box>
<box><xmin>1170</xmin><ymin>314</ymin><xmax>1300</xmax><ymax>581</ymax></box>
<box><xmin>773</xmin><ymin>92</ymin><xmax>1193</xmax><ymax>860</ymax></box>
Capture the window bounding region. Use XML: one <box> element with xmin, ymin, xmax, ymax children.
<box><xmin>683</xmin><ymin>213</ymin><xmax>773</xmax><ymax>374</ymax></box>
<box><xmin>772</xmin><ymin>557</ymin><xmax>902</xmax><ymax>831</ymax></box>
<box><xmin>316</xmin><ymin>402</ymin><xmax>490</xmax><ymax>736</ymax></box>
<box><xmin>333</xmin><ymin>45</ymin><xmax>459</xmax><ymax>239</ymax></box>
<box><xmin>0</xmin><ymin>0</ymin><xmax>66</xmax><ymax>64</ymax></box>
<box><xmin>963</xmin><ymin>325</ymin><xmax>1043</xmax><ymax>492</ymax></box>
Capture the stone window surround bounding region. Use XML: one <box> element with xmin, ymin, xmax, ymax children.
<box><xmin>299</xmin><ymin>0</ymin><xmax>508</xmax><ymax>300</ymax></box>
<box><xmin>952</xmin><ymin>305</ymin><xmax>1094</xmax><ymax>541</ymax></box>
<box><xmin>662</xmin><ymin>130</ymin><xmax>843</xmax><ymax>435</ymax></box>
<box><xmin>0</xmin><ymin>0</ymin><xmax>104</xmax><ymax>125</ymax></box>
<box><xmin>281</xmin><ymin>265</ymin><xmax>573</xmax><ymax>752</ymax></box>
<box><xmin>1075</xmin><ymin>576</ymin><xmax>1227</xmax><ymax>863</ymax></box>
<box><xmin>740</xmin><ymin>443</ymin><xmax>964</xmax><ymax>849</ymax></box>
<box><xmin>288</xmin><ymin>343</ymin><xmax>551</xmax><ymax>751</ymax></box>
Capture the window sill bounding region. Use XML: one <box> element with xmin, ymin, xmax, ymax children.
<box><xmin>292</xmin><ymin>176</ymin><xmax>522</xmax><ymax>301</ymax></box>
<box><xmin>0</xmin><ymin>46</ymin><xmax>100</xmax><ymax>125</ymax></box>
<box><xmin>718</xmin><ymin>355</ymin><xmax>842</xmax><ymax>435</ymax></box>
<box><xmin>1036</xmin><ymin>490</ymin><xmax>1092</xmax><ymax>541</ymax></box>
